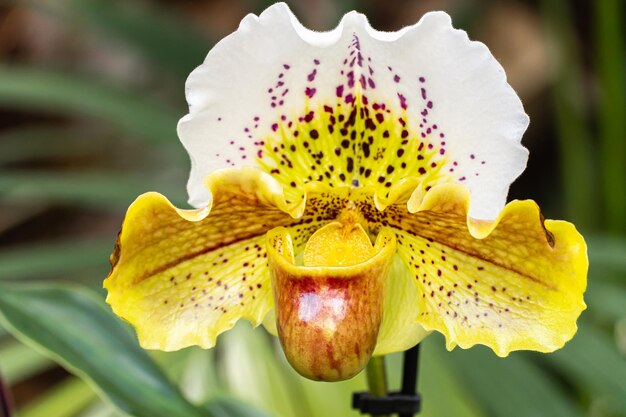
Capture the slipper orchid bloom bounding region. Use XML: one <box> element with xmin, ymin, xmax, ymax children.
<box><xmin>104</xmin><ymin>3</ymin><xmax>587</xmax><ymax>382</ymax></box>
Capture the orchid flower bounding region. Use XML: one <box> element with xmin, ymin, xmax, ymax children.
<box><xmin>104</xmin><ymin>3</ymin><xmax>587</xmax><ymax>382</ymax></box>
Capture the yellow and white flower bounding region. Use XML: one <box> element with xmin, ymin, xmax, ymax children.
<box><xmin>104</xmin><ymin>3</ymin><xmax>587</xmax><ymax>382</ymax></box>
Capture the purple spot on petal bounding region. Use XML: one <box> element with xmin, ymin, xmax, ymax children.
<box><xmin>398</xmin><ymin>93</ymin><xmax>407</xmax><ymax>110</ymax></box>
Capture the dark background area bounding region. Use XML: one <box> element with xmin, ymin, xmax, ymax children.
<box><xmin>0</xmin><ymin>1</ymin><xmax>624</xmax><ymax>417</ymax></box>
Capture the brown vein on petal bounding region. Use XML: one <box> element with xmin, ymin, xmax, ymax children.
<box><xmin>118</xmin><ymin>215</ymin><xmax>313</xmax><ymax>285</ymax></box>
<box><xmin>130</xmin><ymin>234</ymin><xmax>262</xmax><ymax>285</ymax></box>
<box><xmin>392</xmin><ymin>225</ymin><xmax>557</xmax><ymax>291</ymax></box>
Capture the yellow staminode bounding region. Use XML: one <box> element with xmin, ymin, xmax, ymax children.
<box><xmin>303</xmin><ymin>221</ymin><xmax>375</xmax><ymax>267</ymax></box>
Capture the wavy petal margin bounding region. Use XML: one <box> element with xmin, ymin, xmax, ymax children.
<box><xmin>179</xmin><ymin>3</ymin><xmax>528</xmax><ymax>220</ymax></box>
<box><xmin>104</xmin><ymin>169</ymin><xmax>299</xmax><ymax>350</ymax></box>
<box><xmin>380</xmin><ymin>183</ymin><xmax>587</xmax><ymax>356</ymax></box>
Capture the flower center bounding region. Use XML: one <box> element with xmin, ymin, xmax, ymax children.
<box><xmin>303</xmin><ymin>219</ymin><xmax>374</xmax><ymax>267</ymax></box>
<box><xmin>266</xmin><ymin>217</ymin><xmax>396</xmax><ymax>381</ymax></box>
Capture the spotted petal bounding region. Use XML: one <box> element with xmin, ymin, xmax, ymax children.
<box><xmin>104</xmin><ymin>169</ymin><xmax>374</xmax><ymax>350</ymax></box>
<box><xmin>179</xmin><ymin>3</ymin><xmax>528</xmax><ymax>219</ymax></box>
<box><xmin>104</xmin><ymin>169</ymin><xmax>300</xmax><ymax>350</ymax></box>
<box><xmin>375</xmin><ymin>183</ymin><xmax>587</xmax><ymax>356</ymax></box>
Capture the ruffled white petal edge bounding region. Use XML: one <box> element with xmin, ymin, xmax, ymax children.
<box><xmin>178</xmin><ymin>3</ymin><xmax>529</xmax><ymax>220</ymax></box>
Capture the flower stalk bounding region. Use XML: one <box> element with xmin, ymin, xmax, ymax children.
<box><xmin>366</xmin><ymin>355</ymin><xmax>388</xmax><ymax>397</ymax></box>
<box><xmin>366</xmin><ymin>356</ymin><xmax>389</xmax><ymax>417</ymax></box>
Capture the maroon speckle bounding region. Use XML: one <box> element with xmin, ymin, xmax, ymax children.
<box><xmin>305</xmin><ymin>87</ymin><xmax>316</xmax><ymax>98</ymax></box>
<box><xmin>398</xmin><ymin>93</ymin><xmax>407</xmax><ymax>110</ymax></box>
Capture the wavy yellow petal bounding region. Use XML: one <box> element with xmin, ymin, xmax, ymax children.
<box><xmin>376</xmin><ymin>182</ymin><xmax>587</xmax><ymax>356</ymax></box>
<box><xmin>104</xmin><ymin>169</ymin><xmax>301</xmax><ymax>351</ymax></box>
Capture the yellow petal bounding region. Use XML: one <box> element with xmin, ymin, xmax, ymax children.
<box><xmin>105</xmin><ymin>169</ymin><xmax>299</xmax><ymax>350</ymax></box>
<box><xmin>373</xmin><ymin>256</ymin><xmax>430</xmax><ymax>356</ymax></box>
<box><xmin>382</xmin><ymin>182</ymin><xmax>587</xmax><ymax>356</ymax></box>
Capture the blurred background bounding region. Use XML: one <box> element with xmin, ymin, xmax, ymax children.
<box><xmin>0</xmin><ymin>0</ymin><xmax>624</xmax><ymax>416</ymax></box>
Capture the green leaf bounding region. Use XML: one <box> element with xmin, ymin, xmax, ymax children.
<box><xmin>548</xmin><ymin>322</ymin><xmax>626</xmax><ymax>410</ymax></box>
<box><xmin>18</xmin><ymin>377</ymin><xmax>96</xmax><ymax>417</ymax></box>
<box><xmin>445</xmin><ymin>343</ymin><xmax>584</xmax><ymax>417</ymax></box>
<box><xmin>0</xmin><ymin>66</ymin><xmax>180</xmax><ymax>144</ymax></box>
<box><xmin>0</xmin><ymin>171</ymin><xmax>185</xmax><ymax>210</ymax></box>
<box><xmin>0</xmin><ymin>283</ymin><xmax>209</xmax><ymax>417</ymax></box>
<box><xmin>586</xmin><ymin>280</ymin><xmax>626</xmax><ymax>322</ymax></box>
<box><xmin>178</xmin><ymin>348</ymin><xmax>222</xmax><ymax>404</ymax></box>
<box><xmin>587</xmin><ymin>235</ymin><xmax>626</xmax><ymax>272</ymax></box>
<box><xmin>204</xmin><ymin>398</ymin><xmax>274</xmax><ymax>417</ymax></box>
<box><xmin>221</xmin><ymin>324</ymin><xmax>315</xmax><ymax>417</ymax></box>
<box><xmin>0</xmin><ymin>339</ymin><xmax>54</xmax><ymax>384</ymax></box>
<box><xmin>76</xmin><ymin>401</ymin><xmax>125</xmax><ymax>417</ymax></box>
<box><xmin>0</xmin><ymin>238</ymin><xmax>111</xmax><ymax>281</ymax></box>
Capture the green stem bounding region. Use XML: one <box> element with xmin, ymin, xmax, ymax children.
<box><xmin>366</xmin><ymin>355</ymin><xmax>389</xmax><ymax>417</ymax></box>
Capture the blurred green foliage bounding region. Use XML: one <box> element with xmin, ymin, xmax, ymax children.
<box><xmin>0</xmin><ymin>0</ymin><xmax>625</xmax><ymax>416</ymax></box>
